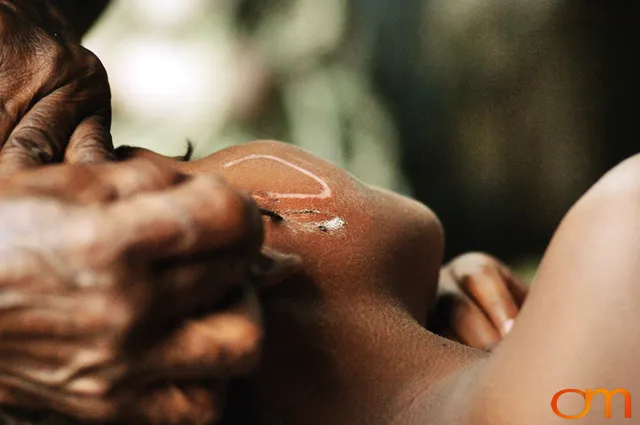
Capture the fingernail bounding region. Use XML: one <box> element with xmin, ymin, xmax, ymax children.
<box><xmin>503</xmin><ymin>318</ymin><xmax>514</xmax><ymax>335</ymax></box>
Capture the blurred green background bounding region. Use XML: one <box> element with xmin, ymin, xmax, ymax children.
<box><xmin>84</xmin><ymin>0</ymin><xmax>638</xmax><ymax>281</ymax></box>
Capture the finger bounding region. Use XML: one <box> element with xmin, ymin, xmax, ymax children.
<box><xmin>0</xmin><ymin>383</ymin><xmax>89</xmax><ymax>424</ymax></box>
<box><xmin>0</xmin><ymin>80</ymin><xmax>104</xmax><ymax>175</ymax></box>
<box><xmin>495</xmin><ymin>263</ymin><xmax>529</xmax><ymax>307</ymax></box>
<box><xmin>436</xmin><ymin>265</ymin><xmax>458</xmax><ymax>293</ymax></box>
<box><xmin>0</xmin><ymin>94</ymin><xmax>19</xmax><ymax>145</ymax></box>
<box><xmin>133</xmin><ymin>287</ymin><xmax>262</xmax><ymax>380</ymax></box>
<box><xmin>0</xmin><ymin>371</ymin><xmax>118</xmax><ymax>422</ymax></box>
<box><xmin>128</xmin><ymin>254</ymin><xmax>258</xmax><ymax>340</ymax></box>
<box><xmin>122</xmin><ymin>382</ymin><xmax>224</xmax><ymax>425</ymax></box>
<box><xmin>0</xmin><ymin>158</ymin><xmax>185</xmax><ymax>203</ymax></box>
<box><xmin>0</xmin><ymin>290</ymin><xmax>128</xmax><ymax>339</ymax></box>
<box><xmin>0</xmin><ymin>384</ymin><xmax>35</xmax><ymax>409</ymax></box>
<box><xmin>0</xmin><ymin>86</ymin><xmax>79</xmax><ymax>173</ymax></box>
<box><xmin>81</xmin><ymin>159</ymin><xmax>186</xmax><ymax>201</ymax></box>
<box><xmin>65</xmin><ymin>112</ymin><xmax>115</xmax><ymax>165</ymax></box>
<box><xmin>438</xmin><ymin>292</ymin><xmax>501</xmax><ymax>351</ymax></box>
<box><xmin>458</xmin><ymin>267</ymin><xmax>520</xmax><ymax>337</ymax></box>
<box><xmin>103</xmin><ymin>173</ymin><xmax>264</xmax><ymax>260</ymax></box>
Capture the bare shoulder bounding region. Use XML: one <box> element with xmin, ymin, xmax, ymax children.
<box><xmin>452</xmin><ymin>153</ymin><xmax>640</xmax><ymax>425</ymax></box>
<box><xmin>574</xmin><ymin>153</ymin><xmax>640</xmax><ymax>211</ymax></box>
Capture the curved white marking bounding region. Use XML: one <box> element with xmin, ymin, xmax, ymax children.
<box><xmin>222</xmin><ymin>154</ymin><xmax>332</xmax><ymax>199</ymax></box>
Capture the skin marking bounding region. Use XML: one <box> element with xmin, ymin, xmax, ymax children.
<box><xmin>223</xmin><ymin>154</ymin><xmax>346</xmax><ymax>233</ymax></box>
<box><xmin>294</xmin><ymin>217</ymin><xmax>346</xmax><ymax>233</ymax></box>
<box><xmin>222</xmin><ymin>154</ymin><xmax>332</xmax><ymax>200</ymax></box>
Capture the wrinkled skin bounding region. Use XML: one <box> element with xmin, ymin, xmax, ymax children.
<box><xmin>0</xmin><ymin>159</ymin><xmax>299</xmax><ymax>425</ymax></box>
<box><xmin>120</xmin><ymin>141</ymin><xmax>528</xmax><ymax>424</ymax></box>
<box><xmin>0</xmin><ymin>0</ymin><xmax>113</xmax><ymax>176</ymax></box>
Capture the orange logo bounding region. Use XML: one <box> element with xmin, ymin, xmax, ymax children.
<box><xmin>551</xmin><ymin>388</ymin><xmax>632</xmax><ymax>419</ymax></box>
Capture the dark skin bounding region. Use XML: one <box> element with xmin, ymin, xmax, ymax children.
<box><xmin>6</xmin><ymin>3</ymin><xmax>635</xmax><ymax>423</ymax></box>
<box><xmin>4</xmin><ymin>3</ymin><xmax>514</xmax><ymax>422</ymax></box>
<box><xmin>1</xmin><ymin>1</ymin><xmax>526</xmax><ymax>348</ymax></box>
<box><xmin>2</xmin><ymin>139</ymin><xmax>636</xmax><ymax>425</ymax></box>
<box><xmin>123</xmin><ymin>141</ymin><xmax>640</xmax><ymax>425</ymax></box>
<box><xmin>0</xmin><ymin>0</ymin><xmax>113</xmax><ymax>175</ymax></box>
<box><xmin>0</xmin><ymin>141</ymin><xmax>521</xmax><ymax>425</ymax></box>
<box><xmin>0</xmin><ymin>158</ymin><xmax>300</xmax><ymax>425</ymax></box>
<box><xmin>124</xmin><ymin>143</ymin><xmax>530</xmax><ymax>353</ymax></box>
<box><xmin>122</xmin><ymin>141</ymin><xmax>532</xmax><ymax>424</ymax></box>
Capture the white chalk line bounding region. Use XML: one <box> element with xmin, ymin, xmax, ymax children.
<box><xmin>222</xmin><ymin>154</ymin><xmax>332</xmax><ymax>200</ymax></box>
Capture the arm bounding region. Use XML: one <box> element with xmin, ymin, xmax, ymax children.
<box><xmin>469</xmin><ymin>154</ymin><xmax>640</xmax><ymax>424</ymax></box>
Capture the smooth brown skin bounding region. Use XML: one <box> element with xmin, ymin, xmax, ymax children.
<box><xmin>0</xmin><ymin>0</ymin><xmax>114</xmax><ymax>176</ymax></box>
<box><xmin>120</xmin><ymin>141</ymin><xmax>530</xmax><ymax>424</ymax></box>
<box><xmin>0</xmin><ymin>158</ymin><xmax>301</xmax><ymax>425</ymax></box>
<box><xmin>125</xmin><ymin>141</ymin><xmax>640</xmax><ymax>425</ymax></box>
<box><xmin>124</xmin><ymin>144</ymin><xmax>528</xmax><ymax>351</ymax></box>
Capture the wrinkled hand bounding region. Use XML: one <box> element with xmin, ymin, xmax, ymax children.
<box><xmin>0</xmin><ymin>0</ymin><xmax>113</xmax><ymax>176</ymax></box>
<box><xmin>0</xmin><ymin>160</ymin><xmax>299</xmax><ymax>424</ymax></box>
<box><xmin>429</xmin><ymin>252</ymin><xmax>529</xmax><ymax>352</ymax></box>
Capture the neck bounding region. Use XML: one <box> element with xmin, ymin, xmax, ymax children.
<box><xmin>234</xmin><ymin>292</ymin><xmax>486</xmax><ymax>425</ymax></box>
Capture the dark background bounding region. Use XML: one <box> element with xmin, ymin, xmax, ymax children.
<box><xmin>88</xmin><ymin>0</ymin><xmax>639</xmax><ymax>269</ymax></box>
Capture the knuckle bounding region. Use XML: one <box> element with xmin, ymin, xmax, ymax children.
<box><xmin>201</xmin><ymin>177</ymin><xmax>262</xmax><ymax>248</ymax></box>
<box><xmin>80</xmin><ymin>48</ymin><xmax>109</xmax><ymax>83</ymax></box>
<box><xmin>0</xmin><ymin>97</ymin><xmax>19</xmax><ymax>125</ymax></box>
<box><xmin>119</xmin><ymin>158</ymin><xmax>184</xmax><ymax>190</ymax></box>
<box><xmin>83</xmin><ymin>49</ymin><xmax>106</xmax><ymax>72</ymax></box>
<box><xmin>72</xmin><ymin>285</ymin><xmax>138</xmax><ymax>339</ymax></box>
<box><xmin>65</xmin><ymin>376</ymin><xmax>112</xmax><ymax>399</ymax></box>
<box><xmin>66</xmin><ymin>143</ymin><xmax>114</xmax><ymax>165</ymax></box>
<box><xmin>105</xmin><ymin>296</ymin><xmax>137</xmax><ymax>334</ymax></box>
<box><xmin>66</xmin><ymin>127</ymin><xmax>114</xmax><ymax>165</ymax></box>
<box><xmin>45</xmin><ymin>38</ymin><xmax>67</xmax><ymax>63</ymax></box>
<box><xmin>4</xmin><ymin>126</ymin><xmax>57</xmax><ymax>163</ymax></box>
<box><xmin>450</xmin><ymin>252</ymin><xmax>499</xmax><ymax>278</ymax></box>
<box><xmin>24</xmin><ymin>32</ymin><xmax>68</xmax><ymax>73</ymax></box>
<box><xmin>457</xmin><ymin>251</ymin><xmax>495</xmax><ymax>265</ymax></box>
<box><xmin>107</xmin><ymin>320</ymin><xmax>136</xmax><ymax>348</ymax></box>
<box><xmin>226</xmin><ymin>323</ymin><xmax>263</xmax><ymax>373</ymax></box>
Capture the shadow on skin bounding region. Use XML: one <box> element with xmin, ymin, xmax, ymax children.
<box><xmin>118</xmin><ymin>140</ymin><xmax>484</xmax><ymax>425</ymax></box>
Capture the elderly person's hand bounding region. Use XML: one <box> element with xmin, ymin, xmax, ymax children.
<box><xmin>0</xmin><ymin>0</ymin><xmax>113</xmax><ymax>176</ymax></box>
<box><xmin>0</xmin><ymin>159</ymin><xmax>299</xmax><ymax>424</ymax></box>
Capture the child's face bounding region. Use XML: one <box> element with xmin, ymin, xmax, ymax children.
<box><xmin>126</xmin><ymin>140</ymin><xmax>444</xmax><ymax>321</ymax></box>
